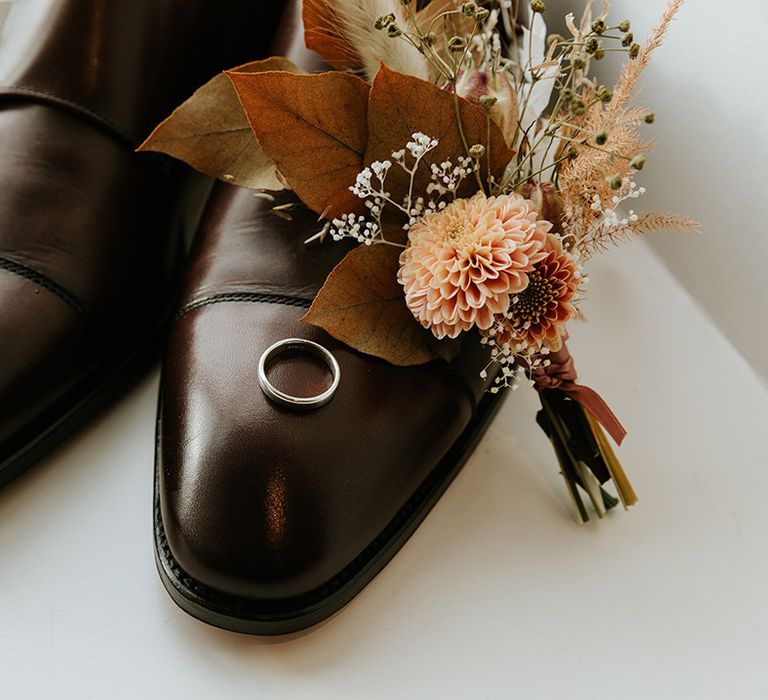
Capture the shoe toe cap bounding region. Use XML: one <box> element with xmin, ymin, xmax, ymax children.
<box><xmin>157</xmin><ymin>299</ymin><xmax>477</xmax><ymax>602</ymax></box>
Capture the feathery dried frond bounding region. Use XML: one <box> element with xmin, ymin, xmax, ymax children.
<box><xmin>558</xmin><ymin>118</ymin><xmax>652</xmax><ymax>237</ymax></box>
<box><xmin>414</xmin><ymin>0</ymin><xmax>463</xmax><ymax>30</ymax></box>
<box><xmin>609</xmin><ymin>0</ymin><xmax>685</xmax><ymax>117</ymax></box>
<box><xmin>305</xmin><ymin>0</ymin><xmax>432</xmax><ymax>82</ymax></box>
<box><xmin>556</xmin><ymin>1</ymin><xmax>686</xmax><ymax>250</ymax></box>
<box><xmin>584</xmin><ymin>211</ymin><xmax>700</xmax><ymax>252</ymax></box>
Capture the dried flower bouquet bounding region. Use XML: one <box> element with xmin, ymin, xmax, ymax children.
<box><xmin>141</xmin><ymin>0</ymin><xmax>697</xmax><ymax>521</ymax></box>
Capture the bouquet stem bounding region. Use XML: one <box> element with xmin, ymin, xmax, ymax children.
<box><xmin>537</xmin><ymin>389</ymin><xmax>636</xmax><ymax>522</ymax></box>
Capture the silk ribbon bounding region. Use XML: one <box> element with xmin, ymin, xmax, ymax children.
<box><xmin>529</xmin><ymin>343</ymin><xmax>627</xmax><ymax>446</ymax></box>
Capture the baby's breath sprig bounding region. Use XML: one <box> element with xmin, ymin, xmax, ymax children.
<box><xmin>327</xmin><ymin>133</ymin><xmax>477</xmax><ymax>248</ymax></box>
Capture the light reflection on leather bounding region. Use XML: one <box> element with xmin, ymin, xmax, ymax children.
<box><xmin>85</xmin><ymin>0</ymin><xmax>107</xmax><ymax>91</ymax></box>
<box><xmin>264</xmin><ymin>466</ymin><xmax>288</xmax><ymax>549</ymax></box>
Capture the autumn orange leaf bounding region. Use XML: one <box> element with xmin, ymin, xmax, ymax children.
<box><xmin>366</xmin><ymin>64</ymin><xmax>514</xmax><ymax>202</ymax></box>
<box><xmin>302</xmin><ymin>244</ymin><xmax>457</xmax><ymax>366</ymax></box>
<box><xmin>228</xmin><ymin>70</ymin><xmax>370</xmax><ymax>218</ymax></box>
<box><xmin>138</xmin><ymin>57</ymin><xmax>299</xmax><ymax>190</ymax></box>
<box><xmin>302</xmin><ymin>0</ymin><xmax>361</xmax><ymax>71</ymax></box>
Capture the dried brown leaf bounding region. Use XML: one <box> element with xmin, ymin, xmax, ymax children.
<box><xmin>138</xmin><ymin>57</ymin><xmax>299</xmax><ymax>190</ymax></box>
<box><xmin>301</xmin><ymin>244</ymin><xmax>456</xmax><ymax>366</ymax></box>
<box><xmin>303</xmin><ymin>0</ymin><xmax>361</xmax><ymax>71</ymax></box>
<box><xmin>366</xmin><ymin>65</ymin><xmax>514</xmax><ymax>203</ymax></box>
<box><xmin>228</xmin><ymin>70</ymin><xmax>370</xmax><ymax>218</ymax></box>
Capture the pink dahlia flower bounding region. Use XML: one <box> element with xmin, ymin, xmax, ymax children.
<box><xmin>493</xmin><ymin>234</ymin><xmax>581</xmax><ymax>353</ymax></box>
<box><xmin>398</xmin><ymin>192</ymin><xmax>551</xmax><ymax>339</ymax></box>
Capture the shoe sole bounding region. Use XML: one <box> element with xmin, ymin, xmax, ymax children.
<box><xmin>153</xmin><ymin>387</ymin><xmax>508</xmax><ymax>635</ymax></box>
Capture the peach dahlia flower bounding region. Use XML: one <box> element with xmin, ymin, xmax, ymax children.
<box><xmin>398</xmin><ymin>192</ymin><xmax>551</xmax><ymax>339</ymax></box>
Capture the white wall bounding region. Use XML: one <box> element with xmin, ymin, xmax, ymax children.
<box><xmin>550</xmin><ymin>0</ymin><xmax>768</xmax><ymax>381</ymax></box>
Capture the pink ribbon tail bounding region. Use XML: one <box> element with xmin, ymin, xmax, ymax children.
<box><xmin>560</xmin><ymin>383</ymin><xmax>627</xmax><ymax>446</ymax></box>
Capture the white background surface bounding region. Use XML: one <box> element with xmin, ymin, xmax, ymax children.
<box><xmin>2</xmin><ymin>241</ymin><xmax>767</xmax><ymax>699</ymax></box>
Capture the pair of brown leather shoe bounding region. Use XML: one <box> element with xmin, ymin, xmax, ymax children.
<box><xmin>1</xmin><ymin>0</ymin><xmax>503</xmax><ymax>634</ymax></box>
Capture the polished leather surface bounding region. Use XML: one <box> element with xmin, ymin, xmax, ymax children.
<box><xmin>0</xmin><ymin>0</ymin><xmax>286</xmax><ymax>143</ymax></box>
<box><xmin>0</xmin><ymin>268</ymin><xmax>93</xmax><ymax>446</ymax></box>
<box><xmin>158</xmin><ymin>3</ymin><xmax>490</xmax><ymax>602</ymax></box>
<box><xmin>0</xmin><ymin>0</ymin><xmax>287</xmax><ymax>466</ymax></box>
<box><xmin>0</xmin><ymin>105</ymin><xmax>175</xmax><ymax>329</ymax></box>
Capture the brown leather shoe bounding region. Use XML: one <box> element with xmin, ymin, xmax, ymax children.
<box><xmin>153</xmin><ymin>4</ymin><xmax>505</xmax><ymax>634</ymax></box>
<box><xmin>155</xmin><ymin>186</ymin><xmax>505</xmax><ymax>635</ymax></box>
<box><xmin>0</xmin><ymin>0</ymin><xmax>286</xmax><ymax>485</ymax></box>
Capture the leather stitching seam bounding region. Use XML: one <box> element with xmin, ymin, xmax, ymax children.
<box><xmin>177</xmin><ymin>292</ymin><xmax>311</xmax><ymax>318</ymax></box>
<box><xmin>0</xmin><ymin>257</ymin><xmax>87</xmax><ymax>317</ymax></box>
<box><xmin>0</xmin><ymin>86</ymin><xmax>134</xmax><ymax>145</ymax></box>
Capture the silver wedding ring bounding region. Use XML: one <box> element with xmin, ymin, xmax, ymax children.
<box><xmin>258</xmin><ymin>338</ymin><xmax>340</xmax><ymax>410</ymax></box>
